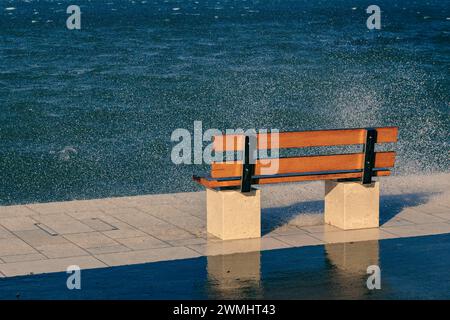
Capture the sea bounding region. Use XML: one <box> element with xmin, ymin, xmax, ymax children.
<box><xmin>1</xmin><ymin>0</ymin><xmax>449</xmax><ymax>205</ymax></box>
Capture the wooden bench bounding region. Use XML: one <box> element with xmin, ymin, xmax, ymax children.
<box><xmin>194</xmin><ymin>127</ymin><xmax>398</xmax><ymax>240</ymax></box>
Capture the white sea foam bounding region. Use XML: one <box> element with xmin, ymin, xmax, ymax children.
<box><xmin>57</xmin><ymin>146</ymin><xmax>78</xmax><ymax>161</ymax></box>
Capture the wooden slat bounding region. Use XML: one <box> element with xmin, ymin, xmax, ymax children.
<box><xmin>193</xmin><ymin>170</ymin><xmax>391</xmax><ymax>189</ymax></box>
<box><xmin>213</xmin><ymin>127</ymin><xmax>398</xmax><ymax>151</ymax></box>
<box><xmin>211</xmin><ymin>151</ymin><xmax>396</xmax><ymax>178</ymax></box>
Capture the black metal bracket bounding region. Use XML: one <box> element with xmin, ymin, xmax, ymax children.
<box><xmin>240</xmin><ymin>135</ymin><xmax>256</xmax><ymax>193</ymax></box>
<box><xmin>362</xmin><ymin>128</ymin><xmax>377</xmax><ymax>185</ymax></box>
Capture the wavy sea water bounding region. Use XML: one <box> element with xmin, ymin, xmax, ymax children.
<box><xmin>0</xmin><ymin>0</ymin><xmax>449</xmax><ymax>205</ymax></box>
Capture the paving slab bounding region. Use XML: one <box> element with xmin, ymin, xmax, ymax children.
<box><xmin>115</xmin><ymin>236</ymin><xmax>169</xmax><ymax>250</ymax></box>
<box><xmin>271</xmin><ymin>225</ymin><xmax>307</xmax><ymax>236</ymax></box>
<box><xmin>273</xmin><ymin>233</ymin><xmax>325</xmax><ymax>247</ymax></box>
<box><xmin>139</xmin><ymin>225</ymin><xmax>198</xmax><ymax>241</ymax></box>
<box><xmin>79</xmin><ymin>218</ymin><xmax>118</xmax><ymax>232</ymax></box>
<box><xmin>14</xmin><ymin>229</ymin><xmax>70</xmax><ymax>247</ymax></box>
<box><xmin>382</xmin><ymin>222</ymin><xmax>450</xmax><ymax>238</ymax></box>
<box><xmin>66</xmin><ymin>210</ymin><xmax>109</xmax><ymax>220</ymax></box>
<box><xmin>86</xmin><ymin>245</ymin><xmax>131</xmax><ymax>255</ymax></box>
<box><xmin>410</xmin><ymin>203</ymin><xmax>450</xmax><ymax>215</ymax></box>
<box><xmin>95</xmin><ymin>246</ymin><xmax>200</xmax><ymax>267</ymax></box>
<box><xmin>135</xmin><ymin>204</ymin><xmax>191</xmax><ymax>219</ymax></box>
<box><xmin>0</xmin><ymin>216</ymin><xmax>39</xmax><ymax>232</ymax></box>
<box><xmin>0</xmin><ymin>226</ymin><xmax>15</xmax><ymax>240</ymax></box>
<box><xmin>312</xmin><ymin>228</ymin><xmax>397</xmax><ymax>244</ymax></box>
<box><xmin>380</xmin><ymin>217</ymin><xmax>415</xmax><ymax>227</ymax></box>
<box><xmin>0</xmin><ymin>173</ymin><xmax>449</xmax><ymax>277</ymax></box>
<box><xmin>37</xmin><ymin>243</ymin><xmax>90</xmax><ymax>259</ymax></box>
<box><xmin>27</xmin><ymin>200</ymin><xmax>107</xmax><ymax>214</ymax></box>
<box><xmin>162</xmin><ymin>215</ymin><xmax>206</xmax><ymax>234</ymax></box>
<box><xmin>0</xmin><ymin>256</ymin><xmax>107</xmax><ymax>277</ymax></box>
<box><xmin>171</xmin><ymin>203</ymin><xmax>206</xmax><ymax>218</ymax></box>
<box><xmin>167</xmin><ymin>237</ymin><xmax>207</xmax><ymax>247</ymax></box>
<box><xmin>429</xmin><ymin>211</ymin><xmax>450</xmax><ymax>221</ymax></box>
<box><xmin>188</xmin><ymin>237</ymin><xmax>290</xmax><ymax>256</ymax></box>
<box><xmin>108</xmin><ymin>208</ymin><xmax>166</xmax><ymax>228</ymax></box>
<box><xmin>430</xmin><ymin>195</ymin><xmax>450</xmax><ymax>208</ymax></box>
<box><xmin>101</xmin><ymin>227</ymin><xmax>148</xmax><ymax>240</ymax></box>
<box><xmin>299</xmin><ymin>224</ymin><xmax>342</xmax><ymax>233</ymax></box>
<box><xmin>63</xmin><ymin>232</ymin><xmax>120</xmax><ymax>249</ymax></box>
<box><xmin>32</xmin><ymin>214</ymin><xmax>94</xmax><ymax>234</ymax></box>
<box><xmin>0</xmin><ymin>238</ymin><xmax>37</xmax><ymax>256</ymax></box>
<box><xmin>1</xmin><ymin>253</ymin><xmax>47</xmax><ymax>263</ymax></box>
<box><xmin>0</xmin><ymin>205</ymin><xmax>36</xmax><ymax>218</ymax></box>
<box><xmin>396</xmin><ymin>209</ymin><xmax>447</xmax><ymax>224</ymax></box>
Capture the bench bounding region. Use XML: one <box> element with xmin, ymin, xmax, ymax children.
<box><xmin>193</xmin><ymin>127</ymin><xmax>398</xmax><ymax>240</ymax></box>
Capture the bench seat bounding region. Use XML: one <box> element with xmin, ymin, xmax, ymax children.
<box><xmin>193</xmin><ymin>168</ymin><xmax>391</xmax><ymax>189</ymax></box>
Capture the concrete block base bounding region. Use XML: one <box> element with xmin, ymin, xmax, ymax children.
<box><xmin>325</xmin><ymin>241</ymin><xmax>379</xmax><ymax>273</ymax></box>
<box><xmin>207</xmin><ymin>252</ymin><xmax>261</xmax><ymax>296</ymax></box>
<box><xmin>207</xmin><ymin>188</ymin><xmax>261</xmax><ymax>240</ymax></box>
<box><xmin>324</xmin><ymin>181</ymin><xmax>380</xmax><ymax>230</ymax></box>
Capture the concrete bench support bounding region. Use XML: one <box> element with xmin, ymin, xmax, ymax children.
<box><xmin>324</xmin><ymin>181</ymin><xmax>380</xmax><ymax>230</ymax></box>
<box><xmin>207</xmin><ymin>188</ymin><xmax>261</xmax><ymax>240</ymax></box>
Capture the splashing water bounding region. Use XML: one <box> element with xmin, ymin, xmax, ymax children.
<box><xmin>0</xmin><ymin>0</ymin><xmax>448</xmax><ymax>204</ymax></box>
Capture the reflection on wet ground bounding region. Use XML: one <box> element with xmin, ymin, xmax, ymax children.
<box><xmin>1</xmin><ymin>233</ymin><xmax>450</xmax><ymax>299</ymax></box>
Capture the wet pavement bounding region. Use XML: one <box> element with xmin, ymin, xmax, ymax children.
<box><xmin>1</xmin><ymin>233</ymin><xmax>450</xmax><ymax>299</ymax></box>
<box><xmin>0</xmin><ymin>173</ymin><xmax>449</xmax><ymax>277</ymax></box>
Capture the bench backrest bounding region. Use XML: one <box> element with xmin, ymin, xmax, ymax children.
<box><xmin>203</xmin><ymin>127</ymin><xmax>398</xmax><ymax>192</ymax></box>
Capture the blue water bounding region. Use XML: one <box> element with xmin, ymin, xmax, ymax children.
<box><xmin>1</xmin><ymin>234</ymin><xmax>450</xmax><ymax>299</ymax></box>
<box><xmin>1</xmin><ymin>0</ymin><xmax>449</xmax><ymax>204</ymax></box>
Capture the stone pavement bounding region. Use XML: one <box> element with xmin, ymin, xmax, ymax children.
<box><xmin>0</xmin><ymin>173</ymin><xmax>449</xmax><ymax>277</ymax></box>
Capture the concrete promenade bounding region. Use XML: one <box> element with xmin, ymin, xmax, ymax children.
<box><xmin>0</xmin><ymin>173</ymin><xmax>449</xmax><ymax>277</ymax></box>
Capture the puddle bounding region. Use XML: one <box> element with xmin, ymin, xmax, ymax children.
<box><xmin>1</xmin><ymin>233</ymin><xmax>450</xmax><ymax>299</ymax></box>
